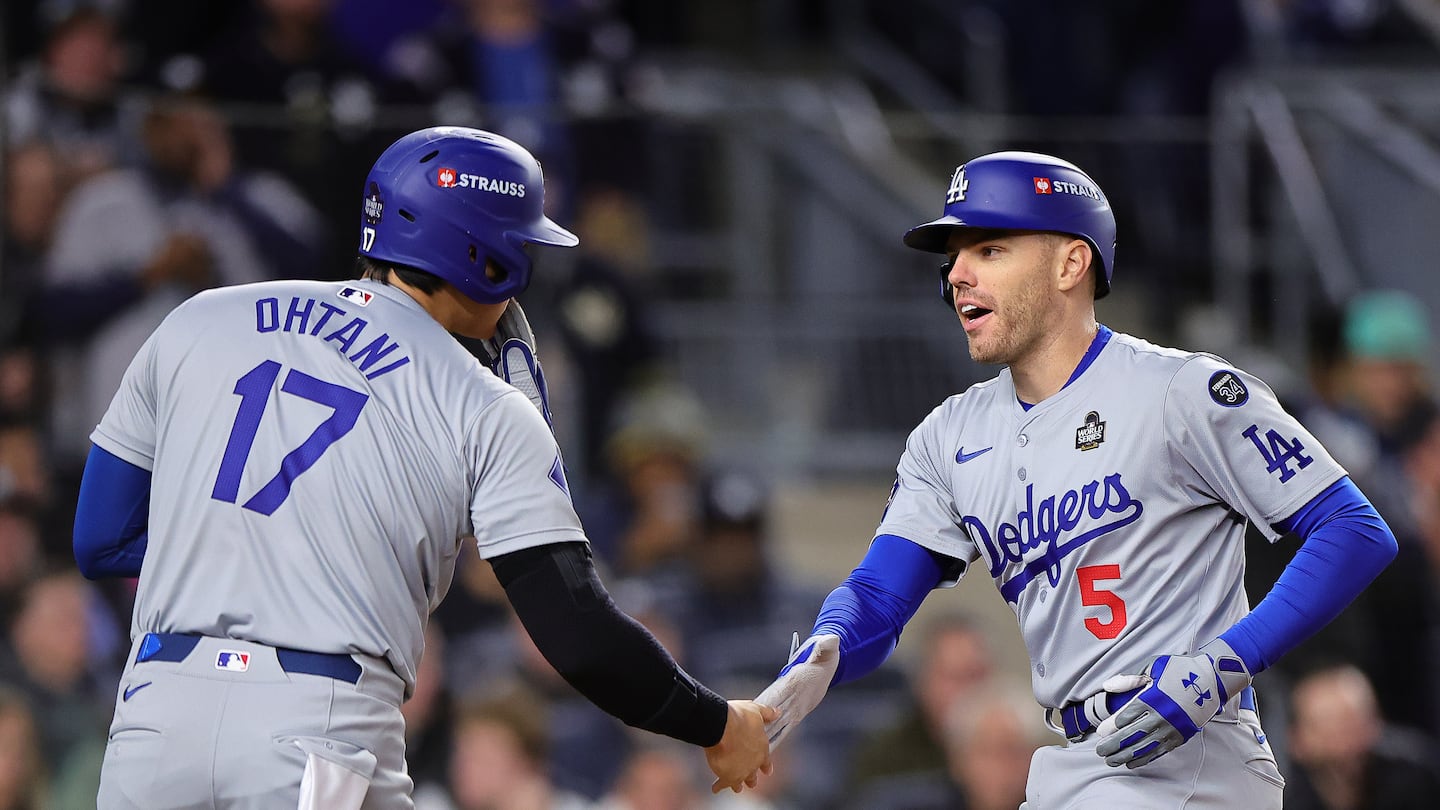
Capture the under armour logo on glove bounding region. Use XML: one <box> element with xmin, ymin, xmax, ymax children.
<box><xmin>1181</xmin><ymin>672</ymin><xmax>1211</xmax><ymax>706</ymax></box>
<box><xmin>1094</xmin><ymin>638</ymin><xmax>1253</xmax><ymax>768</ymax></box>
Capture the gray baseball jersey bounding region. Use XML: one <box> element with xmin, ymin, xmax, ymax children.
<box><xmin>92</xmin><ymin>278</ymin><xmax>584</xmax><ymax>695</ymax></box>
<box><xmin>876</xmin><ymin>329</ymin><xmax>1344</xmax><ymax>709</ymax></box>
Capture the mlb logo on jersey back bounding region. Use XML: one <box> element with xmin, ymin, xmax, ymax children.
<box><xmin>215</xmin><ymin>651</ymin><xmax>251</xmax><ymax>672</ymax></box>
<box><xmin>338</xmin><ymin>287</ymin><xmax>374</xmax><ymax>306</ymax></box>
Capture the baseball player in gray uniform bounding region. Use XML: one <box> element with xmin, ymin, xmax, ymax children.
<box><xmin>752</xmin><ymin>152</ymin><xmax>1399</xmax><ymax>808</ymax></box>
<box><xmin>74</xmin><ymin>126</ymin><xmax>774</xmax><ymax>809</ymax></box>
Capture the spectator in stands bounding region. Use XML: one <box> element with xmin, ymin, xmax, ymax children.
<box><xmin>198</xmin><ymin>0</ymin><xmax>389</xmax><ymax>246</ymax></box>
<box><xmin>0</xmin><ymin>142</ymin><xmax>69</xmax><ymax>425</ymax></box>
<box><xmin>843</xmin><ymin>684</ymin><xmax>1048</xmax><ymax>810</ymax></box>
<box><xmin>201</xmin><ymin>0</ymin><xmax>378</xmax><ymax>107</ymax></box>
<box><xmin>1285</xmin><ymin>663</ymin><xmax>1440</xmax><ymax>810</ymax></box>
<box><xmin>0</xmin><ymin>570</ymin><xmax>114</xmax><ymax>781</ymax></box>
<box><xmin>3</xmin><ymin>5</ymin><xmax>139</xmax><ymax>181</ymax></box>
<box><xmin>1</xmin><ymin>143</ymin><xmax>64</xmax><ymax>344</ymax></box>
<box><xmin>328</xmin><ymin>0</ymin><xmax>448</xmax><ymax>75</ymax></box>
<box><xmin>0</xmin><ymin>499</ymin><xmax>42</xmax><ymax>620</ymax></box>
<box><xmin>429</xmin><ymin>551</ymin><xmax>518</xmax><ymax>701</ymax></box>
<box><xmin>943</xmin><ymin>686</ymin><xmax>1052</xmax><ymax>810</ymax></box>
<box><xmin>436</xmin><ymin>683</ymin><xmax>593</xmax><ymax>810</ymax></box>
<box><xmin>1405</xmin><ymin>403</ymin><xmax>1440</xmax><ymax>572</ymax></box>
<box><xmin>380</xmin><ymin>0</ymin><xmax>639</xmax><ymax>205</ymax></box>
<box><xmin>597</xmin><ymin>740</ymin><xmax>703</xmax><ymax>810</ymax></box>
<box><xmin>0</xmin><ymin>687</ymin><xmax>47</xmax><ymax>810</ymax></box>
<box><xmin>1339</xmin><ymin>290</ymin><xmax>1435</xmax><ymax>456</ymax></box>
<box><xmin>583</xmin><ymin>383</ymin><xmax>710</xmax><ymax>587</ymax></box>
<box><xmin>41</xmin><ymin>92</ymin><xmax>326</xmax><ymax>464</ymax></box>
<box><xmin>537</xmin><ymin>188</ymin><xmax>664</xmax><ymax>482</ymax></box>
<box><xmin>0</xmin><ymin>421</ymin><xmax>50</xmax><ymax>512</ymax></box>
<box><xmin>845</xmin><ymin>612</ymin><xmax>994</xmax><ymax>794</ymax></box>
<box><xmin>405</xmin><ymin>622</ymin><xmax>455</xmax><ymax>803</ymax></box>
<box><xmin>1394</xmin><ymin>405</ymin><xmax>1440</xmax><ymax>734</ymax></box>
<box><xmin>678</xmin><ymin>470</ymin><xmax>827</xmax><ymax>695</ymax></box>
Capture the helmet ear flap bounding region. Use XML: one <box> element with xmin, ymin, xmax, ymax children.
<box><xmin>939</xmin><ymin>257</ymin><xmax>955</xmax><ymax>308</ymax></box>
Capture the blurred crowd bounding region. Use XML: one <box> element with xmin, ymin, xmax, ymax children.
<box><xmin>0</xmin><ymin>1</ymin><xmax>1439</xmax><ymax>809</ymax></box>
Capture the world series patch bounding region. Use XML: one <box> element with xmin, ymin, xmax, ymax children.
<box><xmin>363</xmin><ymin>183</ymin><xmax>384</xmax><ymax>225</ymax></box>
<box><xmin>1208</xmin><ymin>370</ymin><xmax>1249</xmax><ymax>407</ymax></box>
<box><xmin>1075</xmin><ymin>410</ymin><xmax>1106</xmax><ymax>451</ymax></box>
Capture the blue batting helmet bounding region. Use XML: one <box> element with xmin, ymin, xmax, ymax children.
<box><xmin>904</xmin><ymin>151</ymin><xmax>1116</xmax><ymax>299</ymax></box>
<box><xmin>359</xmin><ymin>127</ymin><xmax>577</xmax><ymax>304</ymax></box>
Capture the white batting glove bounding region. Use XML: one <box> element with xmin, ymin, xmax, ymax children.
<box><xmin>1063</xmin><ymin>673</ymin><xmax>1152</xmax><ymax>735</ymax></box>
<box><xmin>753</xmin><ymin>633</ymin><xmax>840</xmax><ymax>751</ymax></box>
<box><xmin>483</xmin><ymin>302</ymin><xmax>553</xmax><ymax>429</ymax></box>
<box><xmin>1094</xmin><ymin>638</ymin><xmax>1253</xmax><ymax>768</ymax></box>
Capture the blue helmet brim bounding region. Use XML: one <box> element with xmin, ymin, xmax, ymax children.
<box><xmin>903</xmin><ymin>215</ymin><xmax>969</xmax><ymax>253</ymax></box>
<box><xmin>524</xmin><ymin>216</ymin><xmax>579</xmax><ymax>248</ymax></box>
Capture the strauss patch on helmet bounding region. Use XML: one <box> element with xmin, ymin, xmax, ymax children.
<box><xmin>1050</xmin><ymin>179</ymin><xmax>1102</xmax><ymax>200</ymax></box>
<box><xmin>435</xmin><ymin>167</ymin><xmax>526</xmax><ymax>197</ymax></box>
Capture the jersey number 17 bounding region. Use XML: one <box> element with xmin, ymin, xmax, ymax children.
<box><xmin>211</xmin><ymin>360</ymin><xmax>370</xmax><ymax>516</ymax></box>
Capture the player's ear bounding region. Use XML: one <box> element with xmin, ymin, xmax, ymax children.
<box><xmin>1055</xmin><ymin>238</ymin><xmax>1093</xmax><ymax>294</ymax></box>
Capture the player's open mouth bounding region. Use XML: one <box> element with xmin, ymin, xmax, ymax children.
<box><xmin>959</xmin><ymin>303</ymin><xmax>993</xmax><ymax>330</ymax></box>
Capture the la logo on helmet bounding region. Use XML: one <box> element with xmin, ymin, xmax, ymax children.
<box><xmin>946</xmin><ymin>166</ymin><xmax>969</xmax><ymax>204</ymax></box>
<box><xmin>436</xmin><ymin>168</ymin><xmax>458</xmax><ymax>188</ymax></box>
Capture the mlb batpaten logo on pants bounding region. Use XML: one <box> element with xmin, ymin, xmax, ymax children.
<box><xmin>215</xmin><ymin>651</ymin><xmax>251</xmax><ymax>672</ymax></box>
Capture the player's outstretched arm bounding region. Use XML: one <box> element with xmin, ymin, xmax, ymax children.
<box><xmin>1096</xmin><ymin>477</ymin><xmax>1397</xmax><ymax>768</ymax></box>
<box><xmin>490</xmin><ymin>540</ymin><xmax>773</xmax><ymax>790</ymax></box>
<box><xmin>756</xmin><ymin>534</ymin><xmax>950</xmax><ymax>749</ymax></box>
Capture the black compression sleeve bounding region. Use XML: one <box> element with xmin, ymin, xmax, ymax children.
<box><xmin>489</xmin><ymin>542</ymin><xmax>729</xmax><ymax>747</ymax></box>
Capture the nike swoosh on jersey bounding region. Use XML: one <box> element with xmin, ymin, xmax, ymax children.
<box><xmin>123</xmin><ymin>682</ymin><xmax>153</xmax><ymax>702</ymax></box>
<box><xmin>955</xmin><ymin>446</ymin><xmax>994</xmax><ymax>464</ymax></box>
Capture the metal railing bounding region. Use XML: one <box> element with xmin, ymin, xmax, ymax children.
<box><xmin>11</xmin><ymin>49</ymin><xmax>1438</xmax><ymax>475</ymax></box>
<box><xmin>1211</xmin><ymin>67</ymin><xmax>1440</xmax><ymax>374</ymax></box>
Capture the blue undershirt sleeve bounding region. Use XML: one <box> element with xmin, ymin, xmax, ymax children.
<box><xmin>73</xmin><ymin>444</ymin><xmax>152</xmax><ymax>579</ymax></box>
<box><xmin>1219</xmin><ymin>476</ymin><xmax>1397</xmax><ymax>673</ymax></box>
<box><xmin>810</xmin><ymin>534</ymin><xmax>948</xmax><ymax>685</ymax></box>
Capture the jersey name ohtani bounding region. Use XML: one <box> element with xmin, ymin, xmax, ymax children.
<box><xmin>962</xmin><ymin>473</ymin><xmax>1144</xmax><ymax>603</ymax></box>
<box><xmin>254</xmin><ymin>295</ymin><xmax>412</xmax><ymax>380</ymax></box>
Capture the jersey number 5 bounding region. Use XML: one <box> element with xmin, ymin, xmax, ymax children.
<box><xmin>1077</xmin><ymin>564</ymin><xmax>1127</xmax><ymax>640</ymax></box>
<box><xmin>211</xmin><ymin>360</ymin><xmax>370</xmax><ymax>516</ymax></box>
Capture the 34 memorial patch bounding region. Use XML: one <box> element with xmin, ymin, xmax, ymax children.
<box><xmin>1208</xmin><ymin>370</ymin><xmax>1248</xmax><ymax>407</ymax></box>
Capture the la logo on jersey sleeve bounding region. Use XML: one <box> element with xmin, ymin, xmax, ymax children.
<box><xmin>1207</xmin><ymin>368</ymin><xmax>1316</xmax><ymax>483</ymax></box>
